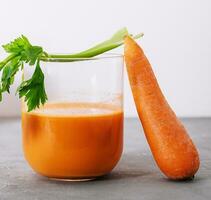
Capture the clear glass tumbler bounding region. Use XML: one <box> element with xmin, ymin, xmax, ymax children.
<box><xmin>21</xmin><ymin>54</ymin><xmax>124</xmax><ymax>181</ymax></box>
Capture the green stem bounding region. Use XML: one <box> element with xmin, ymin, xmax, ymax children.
<box><xmin>46</xmin><ymin>43</ymin><xmax>122</xmax><ymax>59</ymax></box>
<box><xmin>40</xmin><ymin>33</ymin><xmax>144</xmax><ymax>61</ymax></box>
<box><xmin>40</xmin><ymin>58</ymin><xmax>85</xmax><ymax>62</ymax></box>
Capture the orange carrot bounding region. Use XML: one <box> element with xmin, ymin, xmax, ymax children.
<box><xmin>124</xmin><ymin>36</ymin><xmax>200</xmax><ymax>180</ymax></box>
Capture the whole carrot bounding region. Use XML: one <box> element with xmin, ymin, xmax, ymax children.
<box><xmin>124</xmin><ymin>36</ymin><xmax>200</xmax><ymax>180</ymax></box>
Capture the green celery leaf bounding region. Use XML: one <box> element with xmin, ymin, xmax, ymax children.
<box><xmin>17</xmin><ymin>60</ymin><xmax>47</xmax><ymax>112</ymax></box>
<box><xmin>23</xmin><ymin>46</ymin><xmax>43</xmax><ymax>65</ymax></box>
<box><xmin>1</xmin><ymin>56</ymin><xmax>21</xmax><ymax>93</ymax></box>
<box><xmin>2</xmin><ymin>35</ymin><xmax>31</xmax><ymax>54</ymax></box>
<box><xmin>2</xmin><ymin>35</ymin><xmax>43</xmax><ymax>65</ymax></box>
<box><xmin>27</xmin><ymin>46</ymin><xmax>43</xmax><ymax>65</ymax></box>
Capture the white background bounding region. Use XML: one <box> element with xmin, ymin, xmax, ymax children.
<box><xmin>0</xmin><ymin>0</ymin><xmax>210</xmax><ymax>117</ymax></box>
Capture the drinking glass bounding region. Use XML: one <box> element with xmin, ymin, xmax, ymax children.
<box><xmin>21</xmin><ymin>54</ymin><xmax>124</xmax><ymax>181</ymax></box>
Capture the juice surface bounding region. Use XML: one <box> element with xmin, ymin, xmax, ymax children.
<box><xmin>22</xmin><ymin>102</ymin><xmax>123</xmax><ymax>179</ymax></box>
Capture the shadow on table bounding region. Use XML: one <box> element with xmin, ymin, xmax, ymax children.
<box><xmin>36</xmin><ymin>153</ymin><xmax>155</xmax><ymax>184</ymax></box>
<box><xmin>36</xmin><ymin>153</ymin><xmax>204</xmax><ymax>185</ymax></box>
<box><xmin>95</xmin><ymin>153</ymin><xmax>154</xmax><ymax>181</ymax></box>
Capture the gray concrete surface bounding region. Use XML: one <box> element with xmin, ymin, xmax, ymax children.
<box><xmin>0</xmin><ymin>118</ymin><xmax>210</xmax><ymax>200</ymax></box>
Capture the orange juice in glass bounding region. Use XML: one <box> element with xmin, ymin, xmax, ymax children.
<box><xmin>22</xmin><ymin>55</ymin><xmax>124</xmax><ymax>181</ymax></box>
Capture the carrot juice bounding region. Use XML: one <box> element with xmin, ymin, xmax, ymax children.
<box><xmin>22</xmin><ymin>102</ymin><xmax>123</xmax><ymax>179</ymax></box>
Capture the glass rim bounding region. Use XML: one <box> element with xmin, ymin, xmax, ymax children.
<box><xmin>41</xmin><ymin>53</ymin><xmax>123</xmax><ymax>63</ymax></box>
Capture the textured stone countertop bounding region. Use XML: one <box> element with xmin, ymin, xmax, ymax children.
<box><xmin>0</xmin><ymin>118</ymin><xmax>210</xmax><ymax>200</ymax></box>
